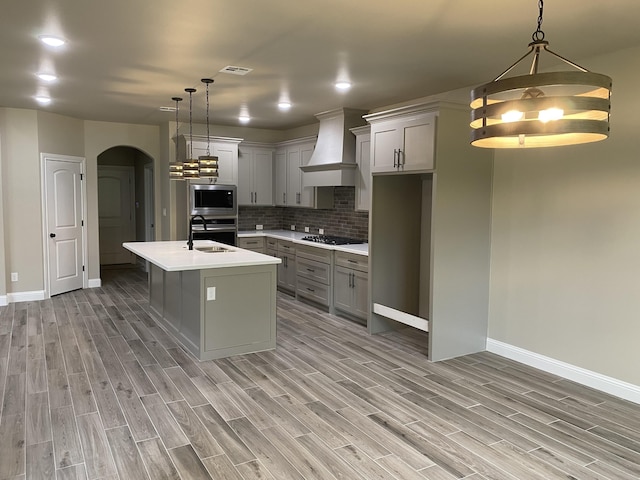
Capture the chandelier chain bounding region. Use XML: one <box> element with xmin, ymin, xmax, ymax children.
<box><xmin>532</xmin><ymin>0</ymin><xmax>545</xmax><ymax>42</ymax></box>
<box><xmin>206</xmin><ymin>83</ymin><xmax>211</xmax><ymax>156</ymax></box>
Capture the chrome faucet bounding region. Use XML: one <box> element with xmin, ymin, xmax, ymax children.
<box><xmin>188</xmin><ymin>215</ymin><xmax>207</xmax><ymax>250</ymax></box>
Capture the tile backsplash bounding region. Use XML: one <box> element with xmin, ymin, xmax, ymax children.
<box><xmin>238</xmin><ymin>186</ymin><xmax>369</xmax><ymax>241</ymax></box>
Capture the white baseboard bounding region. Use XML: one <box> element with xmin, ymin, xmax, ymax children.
<box><xmin>0</xmin><ymin>295</ymin><xmax>7</xmax><ymax>306</ymax></box>
<box><xmin>486</xmin><ymin>338</ymin><xmax>640</xmax><ymax>405</ymax></box>
<box><xmin>88</xmin><ymin>278</ymin><xmax>101</xmax><ymax>288</ymax></box>
<box><xmin>7</xmin><ymin>290</ymin><xmax>46</xmax><ymax>303</ymax></box>
<box><xmin>373</xmin><ymin>303</ymin><xmax>429</xmax><ymax>332</ymax></box>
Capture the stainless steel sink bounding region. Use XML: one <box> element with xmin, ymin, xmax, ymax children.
<box><xmin>195</xmin><ymin>246</ymin><xmax>230</xmax><ymax>253</ymax></box>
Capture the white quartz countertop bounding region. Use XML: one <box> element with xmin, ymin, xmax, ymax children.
<box><xmin>123</xmin><ymin>240</ymin><xmax>281</xmax><ymax>272</ymax></box>
<box><xmin>238</xmin><ymin>230</ymin><xmax>369</xmax><ymax>256</ymax></box>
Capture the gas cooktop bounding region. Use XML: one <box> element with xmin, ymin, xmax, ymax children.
<box><xmin>300</xmin><ymin>235</ymin><xmax>362</xmax><ymax>245</ymax></box>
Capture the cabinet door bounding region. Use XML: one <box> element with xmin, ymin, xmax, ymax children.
<box><xmin>237</xmin><ymin>149</ymin><xmax>253</xmax><ymax>205</ymax></box>
<box><xmin>275</xmin><ymin>151</ymin><xmax>287</xmax><ymax>206</ymax></box>
<box><xmin>355</xmin><ymin>133</ymin><xmax>371</xmax><ymax>211</ymax></box>
<box><xmin>370</xmin><ymin>124</ymin><xmax>400</xmax><ymax>173</ymax></box>
<box><xmin>213</xmin><ymin>143</ymin><xmax>237</xmax><ymax>185</ymax></box>
<box><xmin>352</xmin><ymin>269</ymin><xmax>369</xmax><ymax>320</ymax></box>
<box><xmin>298</xmin><ymin>143</ymin><xmax>316</xmax><ymax>208</ymax></box>
<box><xmin>253</xmin><ymin>150</ymin><xmax>273</xmax><ymax>205</ymax></box>
<box><xmin>333</xmin><ymin>266</ymin><xmax>354</xmax><ymax>314</ymax></box>
<box><xmin>400</xmin><ymin>114</ymin><xmax>436</xmax><ymax>172</ymax></box>
<box><xmin>287</xmin><ymin>148</ymin><xmax>302</xmax><ymax>205</ymax></box>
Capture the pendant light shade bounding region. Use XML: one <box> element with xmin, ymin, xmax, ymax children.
<box><xmin>470</xmin><ymin>0</ymin><xmax>612</xmax><ymax>148</ymax></box>
<box><xmin>182</xmin><ymin>87</ymin><xmax>200</xmax><ymax>179</ymax></box>
<box><xmin>198</xmin><ymin>78</ymin><xmax>219</xmax><ymax>179</ymax></box>
<box><xmin>169</xmin><ymin>96</ymin><xmax>184</xmax><ymax>180</ymax></box>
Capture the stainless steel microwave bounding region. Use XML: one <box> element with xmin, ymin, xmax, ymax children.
<box><xmin>190</xmin><ymin>184</ymin><xmax>237</xmax><ymax>217</ymax></box>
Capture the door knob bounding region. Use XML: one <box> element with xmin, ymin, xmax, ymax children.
<box><xmin>50</xmin><ymin>233</ymin><xmax>56</xmax><ymax>238</ymax></box>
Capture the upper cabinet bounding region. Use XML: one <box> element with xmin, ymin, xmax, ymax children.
<box><xmin>238</xmin><ymin>143</ymin><xmax>274</xmax><ymax>206</ymax></box>
<box><xmin>350</xmin><ymin>125</ymin><xmax>371</xmax><ymax>212</ymax></box>
<box><xmin>275</xmin><ymin>137</ymin><xmax>333</xmax><ymax>209</ymax></box>
<box><xmin>366</xmin><ymin>108</ymin><xmax>436</xmax><ymax>174</ymax></box>
<box><xmin>178</xmin><ymin>135</ymin><xmax>242</xmax><ymax>185</ymax></box>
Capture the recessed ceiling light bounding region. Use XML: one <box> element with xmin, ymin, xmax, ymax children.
<box><xmin>159</xmin><ymin>106</ymin><xmax>177</xmax><ymax>112</ymax></box>
<box><xmin>335</xmin><ymin>81</ymin><xmax>351</xmax><ymax>91</ymax></box>
<box><xmin>278</xmin><ymin>101</ymin><xmax>291</xmax><ymax>110</ymax></box>
<box><xmin>36</xmin><ymin>72</ymin><xmax>58</xmax><ymax>82</ymax></box>
<box><xmin>38</xmin><ymin>35</ymin><xmax>66</xmax><ymax>47</ymax></box>
<box><xmin>34</xmin><ymin>95</ymin><xmax>52</xmax><ymax>105</ymax></box>
<box><xmin>239</xmin><ymin>114</ymin><xmax>251</xmax><ymax>124</ymax></box>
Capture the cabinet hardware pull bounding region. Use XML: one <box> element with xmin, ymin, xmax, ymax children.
<box><xmin>347</xmin><ymin>259</ymin><xmax>357</xmax><ymax>263</ymax></box>
<box><xmin>306</xmin><ymin>268</ymin><xmax>315</xmax><ymax>272</ymax></box>
<box><xmin>399</xmin><ymin>149</ymin><xmax>404</xmax><ymax>167</ymax></box>
<box><xmin>283</xmin><ymin>192</ymin><xmax>286</xmax><ymax>204</ymax></box>
<box><xmin>393</xmin><ymin>148</ymin><xmax>397</xmax><ymax>167</ymax></box>
<box><xmin>306</xmin><ymin>287</ymin><xmax>315</xmax><ymax>292</ymax></box>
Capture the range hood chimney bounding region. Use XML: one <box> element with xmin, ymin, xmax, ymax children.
<box><xmin>301</xmin><ymin>108</ymin><xmax>368</xmax><ymax>187</ymax></box>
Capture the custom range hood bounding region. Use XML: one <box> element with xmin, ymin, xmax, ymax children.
<box><xmin>301</xmin><ymin>108</ymin><xmax>368</xmax><ymax>187</ymax></box>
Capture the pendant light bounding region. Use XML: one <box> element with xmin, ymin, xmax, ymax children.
<box><xmin>169</xmin><ymin>96</ymin><xmax>184</xmax><ymax>180</ymax></box>
<box><xmin>470</xmin><ymin>0</ymin><xmax>612</xmax><ymax>148</ymax></box>
<box><xmin>198</xmin><ymin>78</ymin><xmax>219</xmax><ymax>179</ymax></box>
<box><xmin>182</xmin><ymin>87</ymin><xmax>200</xmax><ymax>178</ymax></box>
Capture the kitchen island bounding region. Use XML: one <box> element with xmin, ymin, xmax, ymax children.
<box><xmin>123</xmin><ymin>240</ymin><xmax>280</xmax><ymax>361</ymax></box>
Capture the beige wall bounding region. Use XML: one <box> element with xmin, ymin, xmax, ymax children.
<box><xmin>1</xmin><ymin>109</ymin><xmax>43</xmax><ymax>292</ymax></box>
<box><xmin>488</xmin><ymin>45</ymin><xmax>640</xmax><ymax>386</ymax></box>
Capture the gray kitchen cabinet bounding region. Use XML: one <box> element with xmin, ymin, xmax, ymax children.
<box><xmin>350</xmin><ymin>125</ymin><xmax>371</xmax><ymax>211</ymax></box>
<box><xmin>365</xmin><ymin>101</ymin><xmax>493</xmax><ymax>362</ymax></box>
<box><xmin>238</xmin><ymin>236</ymin><xmax>266</xmax><ymax>253</ymax></box>
<box><xmin>238</xmin><ymin>143</ymin><xmax>274</xmax><ymax>205</ymax></box>
<box><xmin>178</xmin><ymin>134</ymin><xmax>242</xmax><ymax>185</ymax></box>
<box><xmin>276</xmin><ymin>240</ymin><xmax>296</xmax><ymax>293</ymax></box>
<box><xmin>367</xmin><ymin>109</ymin><xmax>436</xmax><ymax>174</ymax></box>
<box><xmin>296</xmin><ymin>244</ymin><xmax>333</xmax><ymax>309</ymax></box>
<box><xmin>274</xmin><ymin>137</ymin><xmax>333</xmax><ymax>209</ymax></box>
<box><xmin>333</xmin><ymin>251</ymin><xmax>369</xmax><ymax>322</ymax></box>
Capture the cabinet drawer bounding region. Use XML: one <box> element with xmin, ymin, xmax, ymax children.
<box><xmin>297</xmin><ymin>257</ymin><xmax>330</xmax><ymax>285</ymax></box>
<box><xmin>266</xmin><ymin>238</ymin><xmax>278</xmax><ymax>250</ymax></box>
<box><xmin>238</xmin><ymin>237</ymin><xmax>265</xmax><ymax>250</ymax></box>
<box><xmin>296</xmin><ymin>244</ymin><xmax>332</xmax><ymax>264</ymax></box>
<box><xmin>296</xmin><ymin>278</ymin><xmax>329</xmax><ymax>307</ymax></box>
<box><xmin>335</xmin><ymin>251</ymin><xmax>368</xmax><ymax>272</ymax></box>
<box><xmin>266</xmin><ymin>247</ymin><xmax>277</xmax><ymax>258</ymax></box>
<box><xmin>277</xmin><ymin>240</ymin><xmax>295</xmax><ymax>254</ymax></box>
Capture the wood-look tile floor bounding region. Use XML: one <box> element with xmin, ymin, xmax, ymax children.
<box><xmin>1</xmin><ymin>267</ymin><xmax>640</xmax><ymax>479</ymax></box>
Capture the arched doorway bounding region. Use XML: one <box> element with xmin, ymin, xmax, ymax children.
<box><xmin>97</xmin><ymin>146</ymin><xmax>154</xmax><ymax>265</ymax></box>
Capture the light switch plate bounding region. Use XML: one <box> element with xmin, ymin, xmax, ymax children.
<box><xmin>304</xmin><ymin>227</ymin><xmax>310</xmax><ymax>233</ymax></box>
<box><xmin>290</xmin><ymin>225</ymin><xmax>295</xmax><ymax>231</ymax></box>
<box><xmin>256</xmin><ymin>224</ymin><xmax>263</xmax><ymax>230</ymax></box>
<box><xmin>319</xmin><ymin>228</ymin><xmax>324</xmax><ymax>235</ymax></box>
<box><xmin>207</xmin><ymin>286</ymin><xmax>216</xmax><ymax>301</ymax></box>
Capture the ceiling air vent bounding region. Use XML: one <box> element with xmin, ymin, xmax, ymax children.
<box><xmin>219</xmin><ymin>66</ymin><xmax>253</xmax><ymax>76</ymax></box>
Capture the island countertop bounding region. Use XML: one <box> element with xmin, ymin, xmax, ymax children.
<box><xmin>123</xmin><ymin>240</ymin><xmax>282</xmax><ymax>272</ymax></box>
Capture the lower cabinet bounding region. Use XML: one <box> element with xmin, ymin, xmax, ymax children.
<box><xmin>276</xmin><ymin>240</ymin><xmax>296</xmax><ymax>293</ymax></box>
<box><xmin>333</xmin><ymin>251</ymin><xmax>369</xmax><ymax>322</ymax></box>
<box><xmin>296</xmin><ymin>244</ymin><xmax>332</xmax><ymax>309</ymax></box>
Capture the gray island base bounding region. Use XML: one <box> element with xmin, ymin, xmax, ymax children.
<box><xmin>124</xmin><ymin>241</ymin><xmax>279</xmax><ymax>361</ymax></box>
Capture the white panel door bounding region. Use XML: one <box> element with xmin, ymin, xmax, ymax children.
<box><xmin>45</xmin><ymin>157</ymin><xmax>84</xmax><ymax>296</ymax></box>
<box><xmin>98</xmin><ymin>166</ymin><xmax>135</xmax><ymax>264</ymax></box>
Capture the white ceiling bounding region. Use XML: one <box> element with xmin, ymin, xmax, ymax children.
<box><xmin>3</xmin><ymin>0</ymin><xmax>640</xmax><ymax>130</ymax></box>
